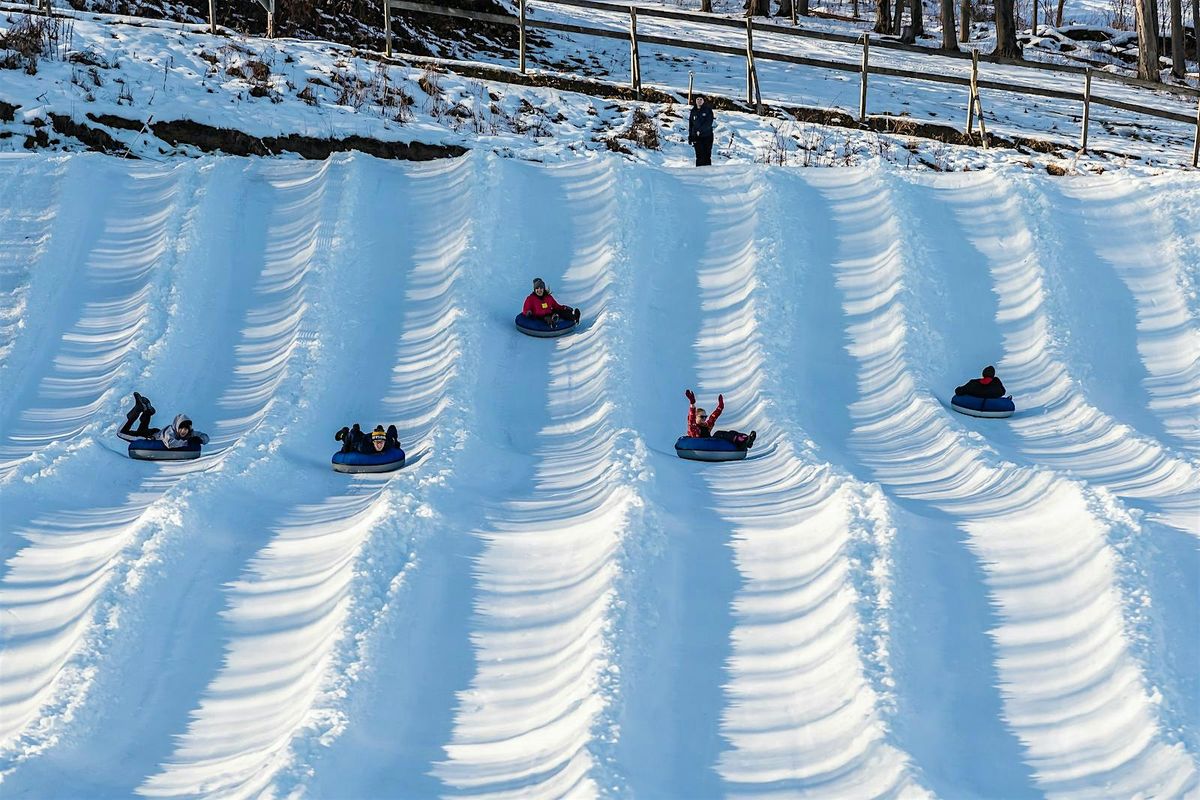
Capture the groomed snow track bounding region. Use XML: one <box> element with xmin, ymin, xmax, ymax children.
<box><xmin>0</xmin><ymin>152</ymin><xmax>1197</xmax><ymax>799</ymax></box>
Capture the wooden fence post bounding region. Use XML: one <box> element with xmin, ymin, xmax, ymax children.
<box><xmin>384</xmin><ymin>0</ymin><xmax>392</xmax><ymax>56</ymax></box>
<box><xmin>791</xmin><ymin>0</ymin><xmax>797</xmax><ymax>25</ymax></box>
<box><xmin>1193</xmin><ymin>97</ymin><xmax>1199</xmax><ymax>168</ymax></box>
<box><xmin>209</xmin><ymin>0</ymin><xmax>216</xmax><ymax>34</ymax></box>
<box><xmin>630</xmin><ymin>6</ymin><xmax>641</xmax><ymax>99</ymax></box>
<box><xmin>266</xmin><ymin>0</ymin><xmax>274</xmax><ymax>38</ymax></box>
<box><xmin>519</xmin><ymin>0</ymin><xmax>527</xmax><ymax>74</ymax></box>
<box><xmin>972</xmin><ymin>50</ymin><xmax>989</xmax><ymax>147</ymax></box>
<box><xmin>967</xmin><ymin>48</ymin><xmax>978</xmax><ymax>134</ymax></box>
<box><xmin>1080</xmin><ymin>68</ymin><xmax>1092</xmax><ymax>152</ymax></box>
<box><xmin>859</xmin><ymin>33</ymin><xmax>869</xmax><ymax>122</ymax></box>
<box><xmin>687</xmin><ymin>70</ymin><xmax>694</xmax><ymax>106</ymax></box>
<box><xmin>745</xmin><ymin>16</ymin><xmax>760</xmax><ymax>112</ymax></box>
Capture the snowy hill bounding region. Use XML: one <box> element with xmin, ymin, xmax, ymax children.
<box><xmin>0</xmin><ymin>151</ymin><xmax>1197</xmax><ymax>797</ymax></box>
<box><xmin>1</xmin><ymin>5</ymin><xmax>1198</xmax><ymax>171</ymax></box>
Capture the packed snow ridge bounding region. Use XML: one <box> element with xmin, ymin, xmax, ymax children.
<box><xmin>0</xmin><ymin>151</ymin><xmax>1198</xmax><ymax>799</ymax></box>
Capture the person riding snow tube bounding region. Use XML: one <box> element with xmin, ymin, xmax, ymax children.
<box><xmin>118</xmin><ymin>392</ymin><xmax>208</xmax><ymax>460</ymax></box>
<box><xmin>951</xmin><ymin>365</ymin><xmax>1015</xmax><ymax>418</ymax></box>
<box><xmin>676</xmin><ymin>389</ymin><xmax>756</xmax><ymax>462</ymax></box>
<box><xmin>332</xmin><ymin>423</ymin><xmax>406</xmax><ymax>473</ymax></box>
<box><xmin>516</xmin><ymin>277</ymin><xmax>581</xmax><ymax>338</ymax></box>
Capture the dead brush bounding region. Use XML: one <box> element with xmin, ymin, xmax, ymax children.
<box><xmin>418</xmin><ymin>67</ymin><xmax>450</xmax><ymax>118</ymax></box>
<box><xmin>330</xmin><ymin>67</ymin><xmax>368</xmax><ymax>109</ymax></box>
<box><xmin>0</xmin><ymin>13</ymin><xmax>73</xmax><ymax>73</ymax></box>
<box><xmin>370</xmin><ymin>61</ymin><xmax>415</xmax><ymax>122</ymax></box>
<box><xmin>513</xmin><ymin>98</ymin><xmax>552</xmax><ymax>138</ymax></box>
<box><xmin>756</xmin><ymin>124</ymin><xmax>794</xmax><ymax>166</ymax></box>
<box><xmin>615</xmin><ymin>108</ymin><xmax>660</xmax><ymax>150</ymax></box>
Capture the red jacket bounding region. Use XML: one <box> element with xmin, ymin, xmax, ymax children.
<box><xmin>523</xmin><ymin>291</ymin><xmax>569</xmax><ymax>318</ymax></box>
<box><xmin>687</xmin><ymin>395</ymin><xmax>723</xmax><ymax>437</ymax></box>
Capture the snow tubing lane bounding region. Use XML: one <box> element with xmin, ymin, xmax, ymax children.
<box><xmin>515</xmin><ymin>313</ymin><xmax>577</xmax><ymax>338</ymax></box>
<box><xmin>127</xmin><ymin>440</ymin><xmax>203</xmax><ymax>461</ymax></box>
<box><xmin>331</xmin><ymin>448</ymin><xmax>407</xmax><ymax>474</ymax></box>
<box><xmin>951</xmin><ymin>394</ymin><xmax>1016</xmax><ymax>418</ymax></box>
<box><xmin>674</xmin><ymin>436</ymin><xmax>748</xmax><ymax>462</ymax></box>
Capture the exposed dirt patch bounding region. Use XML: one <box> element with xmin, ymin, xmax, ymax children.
<box><xmin>86</xmin><ymin>112</ymin><xmax>144</xmax><ymax>131</ymax></box>
<box><xmin>49</xmin><ymin>112</ymin><xmax>127</xmax><ymax>154</ymax></box>
<box><xmin>0</xmin><ymin>99</ymin><xmax>18</xmax><ymax>123</ymax></box>
<box><xmin>151</xmin><ymin>117</ymin><xmax>466</xmax><ymax>159</ymax></box>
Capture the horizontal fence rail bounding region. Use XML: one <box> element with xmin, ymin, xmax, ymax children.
<box><xmin>534</xmin><ymin>0</ymin><xmax>1200</xmax><ymax>99</ymax></box>
<box><xmin>386</xmin><ymin>0</ymin><xmax>1200</xmax><ymax>166</ymax></box>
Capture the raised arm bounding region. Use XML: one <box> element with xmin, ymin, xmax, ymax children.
<box><xmin>707</xmin><ymin>394</ymin><xmax>724</xmax><ymax>426</ymax></box>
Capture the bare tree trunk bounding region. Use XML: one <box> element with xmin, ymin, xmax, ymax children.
<box><xmin>797</xmin><ymin>0</ymin><xmax>811</xmax><ymax>14</ymax></box>
<box><xmin>1193</xmin><ymin>0</ymin><xmax>1199</xmax><ymax>52</ymax></box>
<box><xmin>1170</xmin><ymin>0</ymin><xmax>1186</xmax><ymax>76</ymax></box>
<box><xmin>942</xmin><ymin>0</ymin><xmax>959</xmax><ymax>47</ymax></box>
<box><xmin>876</xmin><ymin>0</ymin><xmax>892</xmax><ymax>31</ymax></box>
<box><xmin>960</xmin><ymin>0</ymin><xmax>971</xmax><ymax>39</ymax></box>
<box><xmin>893</xmin><ymin>0</ymin><xmax>905</xmax><ymax>33</ymax></box>
<box><xmin>701</xmin><ymin>0</ymin><xmax>712</xmax><ymax>11</ymax></box>
<box><xmin>910</xmin><ymin>0</ymin><xmax>925</xmax><ymax>34</ymax></box>
<box><xmin>1193</xmin><ymin>0</ymin><xmax>1199</xmax><ymax>59</ymax></box>
<box><xmin>994</xmin><ymin>0</ymin><xmax>1021</xmax><ymax>56</ymax></box>
<box><xmin>746</xmin><ymin>0</ymin><xmax>770</xmax><ymax>15</ymax></box>
<box><xmin>1056</xmin><ymin>0</ymin><xmax>1065</xmax><ymax>25</ymax></box>
<box><xmin>777</xmin><ymin>0</ymin><xmax>793</xmax><ymax>14</ymax></box>
<box><xmin>1135</xmin><ymin>0</ymin><xmax>1161</xmax><ymax>79</ymax></box>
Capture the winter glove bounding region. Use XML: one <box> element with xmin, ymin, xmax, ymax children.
<box><xmin>717</xmin><ymin>394</ymin><xmax>724</xmax><ymax>405</ymax></box>
<box><xmin>685</xmin><ymin>389</ymin><xmax>696</xmax><ymax>403</ymax></box>
<box><xmin>335</xmin><ymin>426</ymin><xmax>349</xmax><ymax>442</ymax></box>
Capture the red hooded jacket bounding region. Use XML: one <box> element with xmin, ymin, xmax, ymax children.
<box><xmin>687</xmin><ymin>395</ymin><xmax>724</xmax><ymax>437</ymax></box>
<box><xmin>523</xmin><ymin>291</ymin><xmax>570</xmax><ymax>319</ymax></box>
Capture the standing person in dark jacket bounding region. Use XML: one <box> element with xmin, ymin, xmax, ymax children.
<box><xmin>688</xmin><ymin>95</ymin><xmax>715</xmax><ymax>167</ymax></box>
<box><xmin>955</xmin><ymin>365</ymin><xmax>1007</xmax><ymax>399</ymax></box>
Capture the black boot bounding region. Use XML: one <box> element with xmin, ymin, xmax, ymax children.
<box><xmin>134</xmin><ymin>409</ymin><xmax>155</xmax><ymax>437</ymax></box>
<box><xmin>573</xmin><ymin>308</ymin><xmax>581</xmax><ymax>324</ymax></box>
<box><xmin>747</xmin><ymin>430</ymin><xmax>756</xmax><ymax>449</ymax></box>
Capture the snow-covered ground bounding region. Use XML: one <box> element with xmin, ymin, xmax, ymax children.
<box><xmin>1</xmin><ymin>4</ymin><xmax>1198</xmax><ymax>171</ymax></box>
<box><xmin>0</xmin><ymin>150</ymin><xmax>1197</xmax><ymax>797</ymax></box>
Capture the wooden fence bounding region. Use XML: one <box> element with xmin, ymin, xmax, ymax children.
<box><xmin>385</xmin><ymin>0</ymin><xmax>1200</xmax><ymax>166</ymax></box>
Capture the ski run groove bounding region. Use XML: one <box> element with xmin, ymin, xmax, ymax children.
<box><xmin>0</xmin><ymin>152</ymin><xmax>1197</xmax><ymax>799</ymax></box>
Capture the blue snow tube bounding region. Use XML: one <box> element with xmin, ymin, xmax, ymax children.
<box><xmin>331</xmin><ymin>448</ymin><xmax>407</xmax><ymax>474</ymax></box>
<box><xmin>674</xmin><ymin>436</ymin><xmax>747</xmax><ymax>462</ymax></box>
<box><xmin>515</xmin><ymin>313</ymin><xmax>577</xmax><ymax>338</ymax></box>
<box><xmin>128</xmin><ymin>439</ymin><xmax>203</xmax><ymax>461</ymax></box>
<box><xmin>951</xmin><ymin>394</ymin><xmax>1016</xmax><ymax>419</ymax></box>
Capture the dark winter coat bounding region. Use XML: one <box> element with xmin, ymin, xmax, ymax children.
<box><xmin>688</xmin><ymin>105</ymin><xmax>714</xmax><ymax>142</ymax></box>
<box><xmin>523</xmin><ymin>291</ymin><xmax>570</xmax><ymax>319</ymax></box>
<box><xmin>343</xmin><ymin>424</ymin><xmax>402</xmax><ymax>454</ymax></box>
<box><xmin>687</xmin><ymin>395</ymin><xmax>724</xmax><ymax>438</ymax></box>
<box><xmin>955</xmin><ymin>376</ymin><xmax>1007</xmax><ymax>399</ymax></box>
<box><xmin>161</xmin><ymin>413</ymin><xmax>209</xmax><ymax>448</ymax></box>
